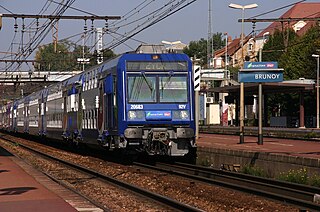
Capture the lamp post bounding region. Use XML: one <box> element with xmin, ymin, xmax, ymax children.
<box><xmin>257</xmin><ymin>31</ymin><xmax>269</xmax><ymax>145</ymax></box>
<box><xmin>162</xmin><ymin>40</ymin><xmax>182</xmax><ymax>53</ymax></box>
<box><xmin>229</xmin><ymin>3</ymin><xmax>258</xmax><ymax>144</ymax></box>
<box><xmin>259</xmin><ymin>32</ymin><xmax>269</xmax><ymax>62</ymax></box>
<box><xmin>312</xmin><ymin>54</ymin><xmax>320</xmax><ymax>128</ymax></box>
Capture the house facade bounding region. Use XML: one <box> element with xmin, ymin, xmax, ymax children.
<box><xmin>214</xmin><ymin>2</ymin><xmax>320</xmax><ymax>69</ymax></box>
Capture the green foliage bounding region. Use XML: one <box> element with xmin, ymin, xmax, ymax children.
<box><xmin>263</xmin><ymin>25</ymin><xmax>320</xmax><ymax>80</ymax></box>
<box><xmin>262</xmin><ymin>29</ymin><xmax>289</xmax><ymax>63</ymax></box>
<box><xmin>34</xmin><ymin>40</ymin><xmax>116</xmax><ymax>72</ymax></box>
<box><xmin>183</xmin><ymin>38</ymin><xmax>207</xmax><ymax>67</ymax></box>
<box><xmin>34</xmin><ymin>42</ymin><xmax>73</xmax><ymax>72</ymax></box>
<box><xmin>263</xmin><ymin>25</ymin><xmax>320</xmax><ymax>118</ymax></box>
<box><xmin>183</xmin><ymin>32</ymin><xmax>224</xmax><ymax>67</ymax></box>
<box><xmin>277</xmin><ymin>168</ymin><xmax>320</xmax><ymax>187</ymax></box>
<box><xmin>277</xmin><ymin>168</ymin><xmax>308</xmax><ymax>184</ymax></box>
<box><xmin>89</xmin><ymin>48</ymin><xmax>116</xmax><ymax>66</ymax></box>
<box><xmin>242</xmin><ymin>165</ymin><xmax>266</xmax><ymax>177</ymax></box>
<box><xmin>198</xmin><ymin>158</ymin><xmax>211</xmax><ymax>166</ymax></box>
<box><xmin>281</xmin><ymin>26</ymin><xmax>320</xmax><ymax>80</ymax></box>
<box><xmin>303</xmin><ymin>131</ymin><xmax>319</xmax><ymax>139</ymax></box>
<box><xmin>310</xmin><ymin>174</ymin><xmax>320</xmax><ymax>187</ymax></box>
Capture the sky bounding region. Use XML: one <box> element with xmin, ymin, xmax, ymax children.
<box><xmin>0</xmin><ymin>0</ymin><xmax>318</xmax><ymax>69</ymax></box>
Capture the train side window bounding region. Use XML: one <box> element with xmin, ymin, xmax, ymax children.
<box><xmin>94</xmin><ymin>70</ymin><xmax>97</xmax><ymax>88</ymax></box>
<box><xmin>91</xmin><ymin>110</ymin><xmax>94</xmax><ymax>129</ymax></box>
<box><xmin>90</xmin><ymin>71</ymin><xmax>93</xmax><ymax>89</ymax></box>
<box><xmin>93</xmin><ymin>109</ymin><xmax>96</xmax><ymax>128</ymax></box>
<box><xmin>86</xmin><ymin>73</ymin><xmax>89</xmax><ymax>91</ymax></box>
<box><xmin>88</xmin><ymin>72</ymin><xmax>91</xmax><ymax>90</ymax></box>
<box><xmin>83</xmin><ymin>73</ymin><xmax>86</xmax><ymax>91</ymax></box>
<box><xmin>86</xmin><ymin>111</ymin><xmax>89</xmax><ymax>129</ymax></box>
<box><xmin>88</xmin><ymin>110</ymin><xmax>92</xmax><ymax>129</ymax></box>
<box><xmin>83</xmin><ymin>111</ymin><xmax>86</xmax><ymax>129</ymax></box>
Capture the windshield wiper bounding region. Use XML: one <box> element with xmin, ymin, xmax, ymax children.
<box><xmin>161</xmin><ymin>72</ymin><xmax>173</xmax><ymax>91</ymax></box>
<box><xmin>141</xmin><ymin>72</ymin><xmax>153</xmax><ymax>92</ymax></box>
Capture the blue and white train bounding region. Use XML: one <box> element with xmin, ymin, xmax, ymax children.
<box><xmin>0</xmin><ymin>45</ymin><xmax>196</xmax><ymax>157</ymax></box>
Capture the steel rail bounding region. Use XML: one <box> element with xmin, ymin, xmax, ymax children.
<box><xmin>0</xmin><ymin>136</ymin><xmax>203</xmax><ymax>212</ymax></box>
<box><xmin>133</xmin><ymin>161</ymin><xmax>320</xmax><ymax>211</ymax></box>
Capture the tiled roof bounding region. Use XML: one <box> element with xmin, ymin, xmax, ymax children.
<box><xmin>257</xmin><ymin>2</ymin><xmax>320</xmax><ymax>37</ymax></box>
<box><xmin>214</xmin><ymin>36</ymin><xmax>253</xmax><ymax>58</ymax></box>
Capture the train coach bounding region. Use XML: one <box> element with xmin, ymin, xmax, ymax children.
<box><xmin>0</xmin><ymin>45</ymin><xmax>196</xmax><ymax>157</ymax></box>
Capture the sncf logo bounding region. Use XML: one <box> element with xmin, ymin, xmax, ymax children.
<box><xmin>266</xmin><ymin>64</ymin><xmax>275</xmax><ymax>68</ymax></box>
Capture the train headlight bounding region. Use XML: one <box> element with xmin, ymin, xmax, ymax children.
<box><xmin>180</xmin><ymin>110</ymin><xmax>189</xmax><ymax>119</ymax></box>
<box><xmin>128</xmin><ymin>111</ymin><xmax>137</xmax><ymax>120</ymax></box>
<box><xmin>128</xmin><ymin>111</ymin><xmax>145</xmax><ymax>120</ymax></box>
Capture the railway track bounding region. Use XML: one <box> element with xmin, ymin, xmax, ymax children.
<box><xmin>0</xmin><ymin>135</ymin><xmax>203</xmax><ymax>212</ymax></box>
<box><xmin>133</xmin><ymin>161</ymin><xmax>320</xmax><ymax>211</ymax></box>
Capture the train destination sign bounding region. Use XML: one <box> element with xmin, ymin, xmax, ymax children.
<box><xmin>238</xmin><ymin>71</ymin><xmax>283</xmax><ymax>83</ymax></box>
<box><xmin>240</xmin><ymin>61</ymin><xmax>283</xmax><ymax>83</ymax></box>
<box><xmin>244</xmin><ymin>61</ymin><xmax>278</xmax><ymax>70</ymax></box>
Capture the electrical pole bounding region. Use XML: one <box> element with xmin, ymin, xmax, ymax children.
<box><xmin>207</xmin><ymin>0</ymin><xmax>213</xmax><ymax>68</ymax></box>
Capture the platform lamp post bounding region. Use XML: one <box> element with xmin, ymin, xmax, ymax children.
<box><xmin>229</xmin><ymin>3</ymin><xmax>258</xmax><ymax>144</ymax></box>
<box><xmin>312</xmin><ymin>54</ymin><xmax>320</xmax><ymax>128</ymax></box>
<box><xmin>161</xmin><ymin>40</ymin><xmax>182</xmax><ymax>53</ymax></box>
<box><xmin>257</xmin><ymin>31</ymin><xmax>270</xmax><ymax>145</ymax></box>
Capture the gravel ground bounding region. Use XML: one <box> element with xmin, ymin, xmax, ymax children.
<box><xmin>0</xmin><ymin>135</ymin><xmax>300</xmax><ymax>211</ymax></box>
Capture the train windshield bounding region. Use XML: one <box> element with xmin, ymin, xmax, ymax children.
<box><xmin>127</xmin><ymin>74</ymin><xmax>188</xmax><ymax>103</ymax></box>
<box><xmin>128</xmin><ymin>75</ymin><xmax>157</xmax><ymax>103</ymax></box>
<box><xmin>159</xmin><ymin>76</ymin><xmax>188</xmax><ymax>102</ymax></box>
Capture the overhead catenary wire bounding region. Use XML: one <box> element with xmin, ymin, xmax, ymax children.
<box><xmin>0</xmin><ymin>0</ymin><xmax>198</xmax><ymax>76</ymax></box>
<box><xmin>106</xmin><ymin>0</ymin><xmax>198</xmax><ymax>50</ymax></box>
<box><xmin>250</xmin><ymin>0</ymin><xmax>307</xmax><ymax>19</ymax></box>
<box><xmin>2</xmin><ymin>0</ymin><xmax>77</xmax><ymax>75</ymax></box>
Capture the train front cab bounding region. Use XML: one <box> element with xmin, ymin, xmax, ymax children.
<box><xmin>62</xmin><ymin>80</ymin><xmax>84</xmax><ymax>143</ymax></box>
<box><xmin>119</xmin><ymin>54</ymin><xmax>196</xmax><ymax>156</ymax></box>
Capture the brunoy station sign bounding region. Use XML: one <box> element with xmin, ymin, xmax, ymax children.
<box><xmin>239</xmin><ymin>62</ymin><xmax>284</xmax><ymax>83</ymax></box>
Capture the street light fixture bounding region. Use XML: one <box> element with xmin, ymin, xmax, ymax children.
<box><xmin>229</xmin><ymin>3</ymin><xmax>258</xmax><ymax>144</ymax></box>
<box><xmin>161</xmin><ymin>40</ymin><xmax>182</xmax><ymax>52</ymax></box>
<box><xmin>312</xmin><ymin>54</ymin><xmax>320</xmax><ymax>128</ymax></box>
<box><xmin>263</xmin><ymin>32</ymin><xmax>270</xmax><ymax>43</ymax></box>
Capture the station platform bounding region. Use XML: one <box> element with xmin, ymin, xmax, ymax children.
<box><xmin>196</xmin><ymin>131</ymin><xmax>320</xmax><ymax>176</ymax></box>
<box><xmin>0</xmin><ymin>146</ymin><xmax>92</xmax><ymax>212</ymax></box>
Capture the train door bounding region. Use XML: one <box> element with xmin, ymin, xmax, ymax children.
<box><xmin>98</xmin><ymin>80</ymin><xmax>105</xmax><ymax>135</ymax></box>
<box><xmin>38</xmin><ymin>98</ymin><xmax>44</xmax><ymax>135</ymax></box>
<box><xmin>24</xmin><ymin>103</ymin><xmax>29</xmax><ymax>133</ymax></box>
<box><xmin>104</xmin><ymin>75</ymin><xmax>117</xmax><ymax>131</ymax></box>
<box><xmin>13</xmin><ymin>103</ymin><xmax>17</xmax><ymax>132</ymax></box>
<box><xmin>42</xmin><ymin>91</ymin><xmax>48</xmax><ymax>136</ymax></box>
<box><xmin>76</xmin><ymin>85</ymin><xmax>83</xmax><ymax>141</ymax></box>
<box><xmin>62</xmin><ymin>89</ymin><xmax>68</xmax><ymax>139</ymax></box>
<box><xmin>64</xmin><ymin>83</ymin><xmax>82</xmax><ymax>141</ymax></box>
<box><xmin>9</xmin><ymin>105</ymin><xmax>13</xmax><ymax>131</ymax></box>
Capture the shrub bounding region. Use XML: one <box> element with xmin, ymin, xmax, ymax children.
<box><xmin>310</xmin><ymin>174</ymin><xmax>320</xmax><ymax>187</ymax></box>
<box><xmin>242</xmin><ymin>165</ymin><xmax>266</xmax><ymax>177</ymax></box>
<box><xmin>277</xmin><ymin>168</ymin><xmax>308</xmax><ymax>184</ymax></box>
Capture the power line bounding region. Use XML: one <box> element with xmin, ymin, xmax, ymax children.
<box><xmin>241</xmin><ymin>17</ymin><xmax>320</xmax><ymax>23</ymax></box>
<box><xmin>0</xmin><ymin>13</ymin><xmax>121</xmax><ymax>20</ymax></box>
<box><xmin>48</xmin><ymin>0</ymin><xmax>98</xmax><ymax>16</ymax></box>
<box><xmin>250</xmin><ymin>0</ymin><xmax>306</xmax><ymax>19</ymax></box>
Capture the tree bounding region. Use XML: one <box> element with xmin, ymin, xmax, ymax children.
<box><xmin>34</xmin><ymin>42</ymin><xmax>74</xmax><ymax>72</ymax></box>
<box><xmin>90</xmin><ymin>48</ymin><xmax>116</xmax><ymax>66</ymax></box>
<box><xmin>183</xmin><ymin>32</ymin><xmax>224</xmax><ymax>67</ymax></box>
<box><xmin>262</xmin><ymin>25</ymin><xmax>320</xmax><ymax>80</ymax></box>
<box><xmin>281</xmin><ymin>25</ymin><xmax>320</xmax><ymax>80</ymax></box>
<box><xmin>34</xmin><ymin>41</ymin><xmax>116</xmax><ymax>72</ymax></box>
<box><xmin>183</xmin><ymin>38</ymin><xmax>207</xmax><ymax>66</ymax></box>
<box><xmin>263</xmin><ymin>25</ymin><xmax>320</xmax><ymax>118</ymax></box>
